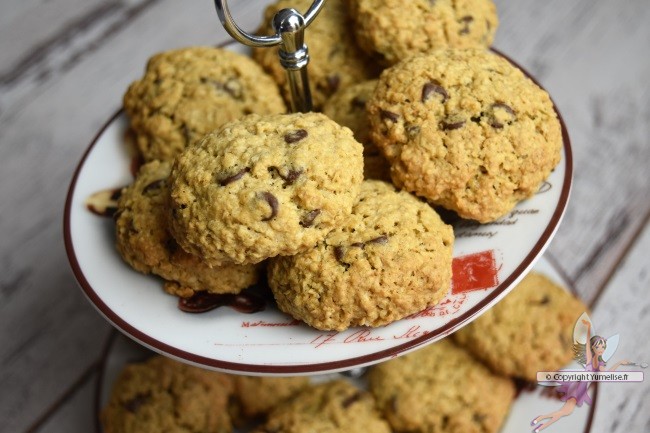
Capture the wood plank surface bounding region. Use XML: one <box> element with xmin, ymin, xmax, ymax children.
<box><xmin>0</xmin><ymin>0</ymin><xmax>647</xmax><ymax>432</ymax></box>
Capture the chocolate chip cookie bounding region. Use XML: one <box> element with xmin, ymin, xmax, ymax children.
<box><xmin>453</xmin><ymin>271</ymin><xmax>588</xmax><ymax>381</ymax></box>
<box><xmin>268</xmin><ymin>180</ymin><xmax>454</xmax><ymax>331</ymax></box>
<box><xmin>322</xmin><ymin>80</ymin><xmax>391</xmax><ymax>181</ymax></box>
<box><xmin>368</xmin><ymin>49</ymin><xmax>563</xmax><ymax>222</ymax></box>
<box><xmin>253</xmin><ymin>380</ymin><xmax>391</xmax><ymax>433</ymax></box>
<box><xmin>253</xmin><ymin>0</ymin><xmax>378</xmax><ymax>109</ymax></box>
<box><xmin>115</xmin><ymin>160</ymin><xmax>260</xmax><ymax>297</ymax></box>
<box><xmin>168</xmin><ymin>112</ymin><xmax>364</xmax><ymax>266</ymax></box>
<box><xmin>368</xmin><ymin>340</ymin><xmax>515</xmax><ymax>433</ymax></box>
<box><xmin>349</xmin><ymin>0</ymin><xmax>498</xmax><ymax>65</ymax></box>
<box><xmin>100</xmin><ymin>355</ymin><xmax>234</xmax><ymax>433</ymax></box>
<box><xmin>124</xmin><ymin>46</ymin><xmax>286</xmax><ymax>162</ymax></box>
<box><xmin>232</xmin><ymin>375</ymin><xmax>310</xmax><ymax>419</ymax></box>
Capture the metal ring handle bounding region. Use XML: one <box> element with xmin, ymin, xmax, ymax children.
<box><xmin>214</xmin><ymin>0</ymin><xmax>326</xmax><ymax>112</ymax></box>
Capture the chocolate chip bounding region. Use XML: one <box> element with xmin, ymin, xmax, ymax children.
<box><xmin>351</xmin><ymin>96</ymin><xmax>367</xmax><ymax>109</ymax></box>
<box><xmin>181</xmin><ymin>124</ymin><xmax>192</xmax><ymax>144</ymax></box>
<box><xmin>390</xmin><ymin>395</ymin><xmax>398</xmax><ymax>413</ymax></box>
<box><xmin>367</xmin><ymin>235</ymin><xmax>389</xmax><ymax>245</ymax></box>
<box><xmin>219</xmin><ymin>167</ymin><xmax>250</xmax><ymax>186</ymax></box>
<box><xmin>124</xmin><ymin>393</ymin><xmax>150</xmax><ymax>413</ymax></box>
<box><xmin>440</xmin><ymin>119</ymin><xmax>466</xmax><ymax>131</ymax></box>
<box><xmin>350</xmin><ymin>242</ymin><xmax>366</xmax><ymax>248</ymax></box>
<box><xmin>201</xmin><ymin>77</ymin><xmax>243</xmax><ymax>99</ymax></box>
<box><xmin>223</xmin><ymin>78</ymin><xmax>243</xmax><ymax>99</ymax></box>
<box><xmin>380</xmin><ymin>110</ymin><xmax>400</xmax><ymax>122</ymax></box>
<box><xmin>406</xmin><ymin>124</ymin><xmax>421</xmax><ymax>137</ymax></box>
<box><xmin>178</xmin><ymin>290</ymin><xmax>266</xmax><ymax>314</ymax></box>
<box><xmin>473</xmin><ymin>413</ymin><xmax>486</xmax><ymax>423</ymax></box>
<box><xmin>164</xmin><ymin>238</ymin><xmax>179</xmax><ymax>254</ymax></box>
<box><xmin>422</xmin><ymin>81</ymin><xmax>449</xmax><ymax>103</ymax></box>
<box><xmin>334</xmin><ymin>246</ymin><xmax>346</xmax><ymax>262</ymax></box>
<box><xmin>300</xmin><ymin>209</ymin><xmax>321</xmax><ymax>227</ymax></box>
<box><xmin>459</xmin><ymin>15</ymin><xmax>474</xmax><ymax>34</ymax></box>
<box><xmin>342</xmin><ymin>391</ymin><xmax>363</xmax><ymax>408</ymax></box>
<box><xmin>284</xmin><ymin>129</ymin><xmax>308</xmax><ymax>144</ymax></box>
<box><xmin>490</xmin><ymin>102</ymin><xmax>516</xmax><ymax>128</ymax></box>
<box><xmin>260</xmin><ymin>192</ymin><xmax>279</xmax><ymax>221</ymax></box>
<box><xmin>85</xmin><ymin>187</ymin><xmax>123</xmax><ymax>218</ymax></box>
<box><xmin>538</xmin><ymin>295</ymin><xmax>550</xmax><ymax>305</ymax></box>
<box><xmin>142</xmin><ymin>179</ymin><xmax>165</xmax><ymax>194</ymax></box>
<box><xmin>327</xmin><ymin>74</ymin><xmax>341</xmax><ymax>93</ymax></box>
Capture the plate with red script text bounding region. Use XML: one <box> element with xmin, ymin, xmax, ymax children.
<box><xmin>94</xmin><ymin>256</ymin><xmax>595</xmax><ymax>433</ymax></box>
<box><xmin>64</xmin><ymin>43</ymin><xmax>572</xmax><ymax>375</ymax></box>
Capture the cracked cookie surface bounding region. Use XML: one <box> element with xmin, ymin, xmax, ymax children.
<box><xmin>368</xmin><ymin>340</ymin><xmax>514</xmax><ymax>433</ymax></box>
<box><xmin>124</xmin><ymin>46</ymin><xmax>286</xmax><ymax>162</ymax></box>
<box><xmin>368</xmin><ymin>49</ymin><xmax>562</xmax><ymax>222</ymax></box>
<box><xmin>349</xmin><ymin>0</ymin><xmax>498</xmax><ymax>66</ymax></box>
<box><xmin>253</xmin><ymin>0</ymin><xmax>378</xmax><ymax>109</ymax></box>
<box><xmin>453</xmin><ymin>271</ymin><xmax>588</xmax><ymax>381</ymax></box>
<box><xmin>115</xmin><ymin>160</ymin><xmax>259</xmax><ymax>297</ymax></box>
<box><xmin>268</xmin><ymin>180</ymin><xmax>453</xmax><ymax>331</ymax></box>
<box><xmin>100</xmin><ymin>355</ymin><xmax>234</xmax><ymax>433</ymax></box>
<box><xmin>168</xmin><ymin>112</ymin><xmax>364</xmax><ymax>266</ymax></box>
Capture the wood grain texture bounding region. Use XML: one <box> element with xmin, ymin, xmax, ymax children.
<box><xmin>493</xmin><ymin>0</ymin><xmax>650</xmax><ymax>305</ymax></box>
<box><xmin>0</xmin><ymin>0</ymin><xmax>647</xmax><ymax>432</ymax></box>
<box><xmin>589</xmin><ymin>221</ymin><xmax>650</xmax><ymax>433</ymax></box>
<box><xmin>0</xmin><ymin>1</ymin><xmax>267</xmax><ymax>432</ymax></box>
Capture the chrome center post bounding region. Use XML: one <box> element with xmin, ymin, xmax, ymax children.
<box><xmin>213</xmin><ymin>0</ymin><xmax>326</xmax><ymax>112</ymax></box>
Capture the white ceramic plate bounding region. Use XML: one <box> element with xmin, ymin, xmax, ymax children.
<box><xmin>65</xmin><ymin>44</ymin><xmax>572</xmax><ymax>375</ymax></box>
<box><xmin>94</xmin><ymin>256</ymin><xmax>595</xmax><ymax>433</ymax></box>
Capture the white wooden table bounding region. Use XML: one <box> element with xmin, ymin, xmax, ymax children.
<box><xmin>1</xmin><ymin>0</ymin><xmax>648</xmax><ymax>432</ymax></box>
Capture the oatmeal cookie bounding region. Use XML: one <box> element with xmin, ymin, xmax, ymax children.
<box><xmin>268</xmin><ymin>180</ymin><xmax>453</xmax><ymax>331</ymax></box>
<box><xmin>349</xmin><ymin>0</ymin><xmax>498</xmax><ymax>65</ymax></box>
<box><xmin>322</xmin><ymin>80</ymin><xmax>391</xmax><ymax>181</ymax></box>
<box><xmin>253</xmin><ymin>0</ymin><xmax>378</xmax><ymax>109</ymax></box>
<box><xmin>100</xmin><ymin>355</ymin><xmax>234</xmax><ymax>433</ymax></box>
<box><xmin>368</xmin><ymin>340</ymin><xmax>514</xmax><ymax>433</ymax></box>
<box><xmin>253</xmin><ymin>380</ymin><xmax>391</xmax><ymax>433</ymax></box>
<box><xmin>124</xmin><ymin>46</ymin><xmax>285</xmax><ymax>162</ymax></box>
<box><xmin>453</xmin><ymin>271</ymin><xmax>588</xmax><ymax>381</ymax></box>
<box><xmin>115</xmin><ymin>160</ymin><xmax>259</xmax><ymax>297</ymax></box>
<box><xmin>232</xmin><ymin>376</ymin><xmax>310</xmax><ymax>419</ymax></box>
<box><xmin>168</xmin><ymin>112</ymin><xmax>364</xmax><ymax>266</ymax></box>
<box><xmin>368</xmin><ymin>49</ymin><xmax>562</xmax><ymax>222</ymax></box>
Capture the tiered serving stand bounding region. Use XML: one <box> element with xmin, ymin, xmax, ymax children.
<box><xmin>64</xmin><ymin>0</ymin><xmax>572</xmax><ymax>376</ymax></box>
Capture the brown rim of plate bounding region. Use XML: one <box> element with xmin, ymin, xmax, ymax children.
<box><xmin>64</xmin><ymin>44</ymin><xmax>573</xmax><ymax>375</ymax></box>
<box><xmin>92</xmin><ymin>256</ymin><xmax>596</xmax><ymax>433</ymax></box>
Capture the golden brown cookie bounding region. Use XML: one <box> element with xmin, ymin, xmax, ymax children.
<box><xmin>349</xmin><ymin>0</ymin><xmax>498</xmax><ymax>65</ymax></box>
<box><xmin>253</xmin><ymin>380</ymin><xmax>391</xmax><ymax>433</ymax></box>
<box><xmin>268</xmin><ymin>180</ymin><xmax>453</xmax><ymax>331</ymax></box>
<box><xmin>368</xmin><ymin>49</ymin><xmax>562</xmax><ymax>222</ymax></box>
<box><xmin>168</xmin><ymin>112</ymin><xmax>364</xmax><ymax>266</ymax></box>
<box><xmin>253</xmin><ymin>0</ymin><xmax>378</xmax><ymax>109</ymax></box>
<box><xmin>124</xmin><ymin>46</ymin><xmax>286</xmax><ymax>162</ymax></box>
<box><xmin>100</xmin><ymin>355</ymin><xmax>234</xmax><ymax>433</ymax></box>
<box><xmin>368</xmin><ymin>340</ymin><xmax>515</xmax><ymax>433</ymax></box>
<box><xmin>115</xmin><ymin>160</ymin><xmax>260</xmax><ymax>297</ymax></box>
<box><xmin>322</xmin><ymin>80</ymin><xmax>391</xmax><ymax>181</ymax></box>
<box><xmin>453</xmin><ymin>271</ymin><xmax>588</xmax><ymax>381</ymax></box>
<box><xmin>232</xmin><ymin>376</ymin><xmax>310</xmax><ymax>419</ymax></box>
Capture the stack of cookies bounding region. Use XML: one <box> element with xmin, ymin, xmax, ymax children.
<box><xmin>115</xmin><ymin>0</ymin><xmax>563</xmax><ymax>332</ymax></box>
<box><xmin>104</xmin><ymin>0</ymin><xmax>575</xmax><ymax>431</ymax></box>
